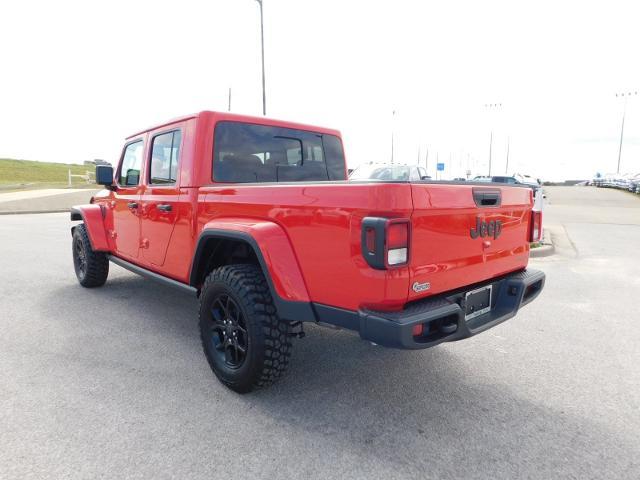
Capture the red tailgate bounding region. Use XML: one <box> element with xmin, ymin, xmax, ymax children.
<box><xmin>408</xmin><ymin>183</ymin><xmax>532</xmax><ymax>302</ymax></box>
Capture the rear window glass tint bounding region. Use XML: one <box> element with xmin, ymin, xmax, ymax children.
<box><xmin>213</xmin><ymin>121</ymin><xmax>346</xmax><ymax>183</ymax></box>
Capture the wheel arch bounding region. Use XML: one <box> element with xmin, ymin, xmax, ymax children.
<box><xmin>189</xmin><ymin>221</ymin><xmax>315</xmax><ymax>323</ymax></box>
<box><xmin>70</xmin><ymin>205</ymin><xmax>110</xmax><ymax>251</ymax></box>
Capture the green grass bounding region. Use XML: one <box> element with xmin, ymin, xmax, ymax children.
<box><xmin>0</xmin><ymin>158</ymin><xmax>97</xmax><ymax>189</ymax></box>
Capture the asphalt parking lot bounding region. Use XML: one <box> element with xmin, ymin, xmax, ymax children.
<box><xmin>1</xmin><ymin>186</ymin><xmax>639</xmax><ymax>479</ymax></box>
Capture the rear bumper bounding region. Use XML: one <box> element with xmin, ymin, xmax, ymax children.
<box><xmin>314</xmin><ymin>268</ymin><xmax>545</xmax><ymax>350</ymax></box>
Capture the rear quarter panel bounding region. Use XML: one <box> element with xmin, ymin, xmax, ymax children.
<box><xmin>197</xmin><ymin>182</ymin><xmax>413</xmax><ymax>311</ymax></box>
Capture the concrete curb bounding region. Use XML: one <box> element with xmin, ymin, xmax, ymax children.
<box><xmin>0</xmin><ymin>209</ymin><xmax>69</xmax><ymax>216</ymax></box>
<box><xmin>530</xmin><ymin>229</ymin><xmax>555</xmax><ymax>258</ymax></box>
<box><xmin>0</xmin><ymin>189</ymin><xmax>99</xmax><ymax>216</ymax></box>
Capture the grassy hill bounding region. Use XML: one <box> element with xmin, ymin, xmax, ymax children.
<box><xmin>0</xmin><ymin>158</ymin><xmax>97</xmax><ymax>189</ymax></box>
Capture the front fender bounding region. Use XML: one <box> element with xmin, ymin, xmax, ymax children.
<box><xmin>70</xmin><ymin>205</ymin><xmax>109</xmax><ymax>251</ymax></box>
<box><xmin>191</xmin><ymin>218</ymin><xmax>314</xmax><ymax>322</ymax></box>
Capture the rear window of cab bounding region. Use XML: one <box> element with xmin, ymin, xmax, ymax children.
<box><xmin>213</xmin><ymin>121</ymin><xmax>346</xmax><ymax>183</ymax></box>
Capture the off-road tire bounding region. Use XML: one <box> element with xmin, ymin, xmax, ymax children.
<box><xmin>199</xmin><ymin>264</ymin><xmax>292</xmax><ymax>393</ymax></box>
<box><xmin>72</xmin><ymin>224</ymin><xmax>109</xmax><ymax>288</ymax></box>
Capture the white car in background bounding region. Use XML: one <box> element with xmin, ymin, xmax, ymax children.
<box><xmin>349</xmin><ymin>163</ymin><xmax>431</xmax><ymax>181</ymax></box>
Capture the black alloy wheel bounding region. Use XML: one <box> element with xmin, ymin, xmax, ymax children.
<box><xmin>207</xmin><ymin>294</ymin><xmax>248</xmax><ymax>368</ymax></box>
<box><xmin>73</xmin><ymin>235</ymin><xmax>87</xmax><ymax>281</ymax></box>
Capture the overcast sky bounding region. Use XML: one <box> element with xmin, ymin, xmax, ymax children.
<box><xmin>2</xmin><ymin>0</ymin><xmax>639</xmax><ymax>180</ymax></box>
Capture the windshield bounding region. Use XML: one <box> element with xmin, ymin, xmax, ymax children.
<box><xmin>350</xmin><ymin>165</ymin><xmax>411</xmax><ymax>181</ymax></box>
<box><xmin>491</xmin><ymin>176</ymin><xmax>516</xmax><ymax>184</ymax></box>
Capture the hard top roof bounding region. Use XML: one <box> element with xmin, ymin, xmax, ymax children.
<box><xmin>126</xmin><ymin>111</ymin><xmax>341</xmax><ymax>140</ymax></box>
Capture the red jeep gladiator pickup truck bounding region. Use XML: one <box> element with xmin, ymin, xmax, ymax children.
<box><xmin>70</xmin><ymin>111</ymin><xmax>545</xmax><ymax>393</ymax></box>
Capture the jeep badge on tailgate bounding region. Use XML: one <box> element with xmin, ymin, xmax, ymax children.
<box><xmin>470</xmin><ymin>217</ymin><xmax>502</xmax><ymax>240</ymax></box>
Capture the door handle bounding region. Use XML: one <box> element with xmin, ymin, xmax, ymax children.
<box><xmin>127</xmin><ymin>202</ymin><xmax>138</xmax><ymax>209</ymax></box>
<box><xmin>157</xmin><ymin>204</ymin><xmax>172</xmax><ymax>212</ymax></box>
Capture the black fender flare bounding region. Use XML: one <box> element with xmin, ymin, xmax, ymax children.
<box><xmin>189</xmin><ymin>229</ymin><xmax>316</xmax><ymax>323</ymax></box>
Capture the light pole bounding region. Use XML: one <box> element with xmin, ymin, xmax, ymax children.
<box><xmin>255</xmin><ymin>0</ymin><xmax>266</xmax><ymax>115</ymax></box>
<box><xmin>484</xmin><ymin>103</ymin><xmax>502</xmax><ymax>177</ymax></box>
<box><xmin>488</xmin><ymin>131</ymin><xmax>493</xmax><ymax>176</ymax></box>
<box><xmin>390</xmin><ymin>110</ymin><xmax>396</xmax><ymax>164</ymax></box>
<box><xmin>615</xmin><ymin>91</ymin><xmax>637</xmax><ymax>174</ymax></box>
<box><xmin>505</xmin><ymin>136</ymin><xmax>510</xmax><ymax>175</ymax></box>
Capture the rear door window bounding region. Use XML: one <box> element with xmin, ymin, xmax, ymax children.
<box><xmin>213</xmin><ymin>121</ymin><xmax>346</xmax><ymax>183</ymax></box>
<box><xmin>149</xmin><ymin>130</ymin><xmax>181</xmax><ymax>184</ymax></box>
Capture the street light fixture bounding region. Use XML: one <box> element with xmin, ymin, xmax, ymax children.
<box><xmin>615</xmin><ymin>91</ymin><xmax>638</xmax><ymax>174</ymax></box>
<box><xmin>255</xmin><ymin>0</ymin><xmax>266</xmax><ymax>116</ymax></box>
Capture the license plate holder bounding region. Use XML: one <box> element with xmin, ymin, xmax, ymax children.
<box><xmin>464</xmin><ymin>285</ymin><xmax>492</xmax><ymax>321</ymax></box>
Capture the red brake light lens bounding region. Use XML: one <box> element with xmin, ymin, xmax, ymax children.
<box><xmin>530</xmin><ymin>210</ymin><xmax>542</xmax><ymax>242</ymax></box>
<box><xmin>387</xmin><ymin>222</ymin><xmax>409</xmax><ymax>249</ymax></box>
<box><xmin>386</xmin><ymin>221</ymin><xmax>409</xmax><ymax>266</ymax></box>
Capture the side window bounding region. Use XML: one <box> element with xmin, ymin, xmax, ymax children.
<box><xmin>322</xmin><ymin>135</ymin><xmax>345</xmax><ymax>180</ymax></box>
<box><xmin>118</xmin><ymin>141</ymin><xmax>144</xmax><ymax>186</ymax></box>
<box><xmin>409</xmin><ymin>167</ymin><xmax>421</xmax><ymax>181</ymax></box>
<box><xmin>418</xmin><ymin>167</ymin><xmax>427</xmax><ymax>179</ymax></box>
<box><xmin>149</xmin><ymin>130</ymin><xmax>181</xmax><ymax>184</ymax></box>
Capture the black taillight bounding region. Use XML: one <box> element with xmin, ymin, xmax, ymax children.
<box><xmin>529</xmin><ymin>210</ymin><xmax>542</xmax><ymax>242</ymax></box>
<box><xmin>361</xmin><ymin>217</ymin><xmax>410</xmax><ymax>269</ymax></box>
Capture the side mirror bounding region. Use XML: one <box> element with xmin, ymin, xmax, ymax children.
<box><xmin>96</xmin><ymin>165</ymin><xmax>115</xmax><ymax>188</ymax></box>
